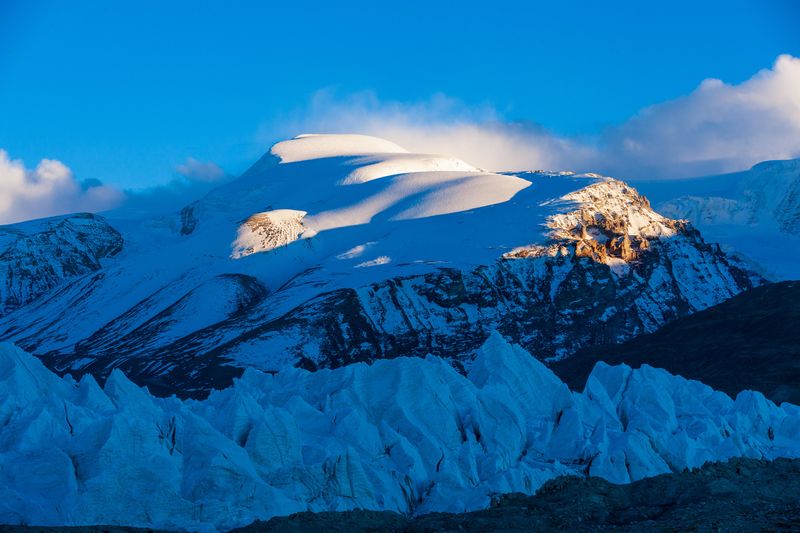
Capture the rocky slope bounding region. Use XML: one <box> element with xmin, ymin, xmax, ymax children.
<box><xmin>0</xmin><ymin>135</ymin><xmax>759</xmax><ymax>396</ymax></box>
<box><xmin>0</xmin><ymin>213</ymin><xmax>122</xmax><ymax>316</ymax></box>
<box><xmin>2</xmin><ymin>338</ymin><xmax>799</xmax><ymax>531</ymax></box>
<box><xmin>552</xmin><ymin>280</ymin><xmax>800</xmax><ymax>405</ymax></box>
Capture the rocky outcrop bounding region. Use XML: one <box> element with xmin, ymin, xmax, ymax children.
<box><xmin>231</xmin><ymin>209</ymin><xmax>307</xmax><ymax>258</ymax></box>
<box><xmin>0</xmin><ymin>213</ymin><xmax>123</xmax><ymax>316</ymax></box>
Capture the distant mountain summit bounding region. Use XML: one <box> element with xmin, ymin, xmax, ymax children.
<box><xmin>0</xmin><ymin>134</ymin><xmax>760</xmax><ymax>396</ymax></box>
<box><xmin>635</xmin><ymin>158</ymin><xmax>800</xmax><ymax>280</ymax></box>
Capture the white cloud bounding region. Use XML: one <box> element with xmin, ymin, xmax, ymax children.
<box><xmin>0</xmin><ymin>150</ymin><xmax>123</xmax><ymax>225</ymax></box>
<box><xmin>0</xmin><ymin>151</ymin><xmax>232</xmax><ymax>224</ymax></box>
<box><xmin>601</xmin><ymin>54</ymin><xmax>800</xmax><ymax>178</ymax></box>
<box><xmin>275</xmin><ymin>55</ymin><xmax>800</xmax><ymax>179</ymax></box>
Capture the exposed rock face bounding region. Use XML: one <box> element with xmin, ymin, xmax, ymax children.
<box><xmin>179</xmin><ymin>204</ymin><xmax>199</xmax><ymax>235</ymax></box>
<box><xmin>222</xmin><ymin>180</ymin><xmax>758</xmax><ymax>374</ymax></box>
<box><xmin>231</xmin><ymin>209</ymin><xmax>307</xmax><ymax>258</ymax></box>
<box><xmin>44</xmin><ymin>273</ymin><xmax>270</xmax><ymax>398</ymax></box>
<box><xmin>505</xmin><ymin>180</ymin><xmax>677</xmax><ymax>264</ymax></box>
<box><xmin>0</xmin><ymin>213</ymin><xmax>123</xmax><ymax>316</ymax></box>
<box><xmin>275</xmin><ymin>241</ymin><xmax>751</xmax><ymax>371</ymax></box>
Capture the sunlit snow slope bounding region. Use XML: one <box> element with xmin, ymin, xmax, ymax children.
<box><xmin>0</xmin><ymin>135</ymin><xmax>758</xmax><ymax>396</ymax></box>
<box><xmin>1</xmin><ymin>337</ymin><xmax>798</xmax><ymax>531</ymax></box>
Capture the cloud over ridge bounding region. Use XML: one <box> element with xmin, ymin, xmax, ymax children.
<box><xmin>281</xmin><ymin>55</ymin><xmax>800</xmax><ymax>179</ymax></box>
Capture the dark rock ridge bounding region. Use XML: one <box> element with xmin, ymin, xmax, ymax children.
<box><xmin>551</xmin><ymin>280</ymin><xmax>800</xmax><ymax>405</ymax></box>
<box><xmin>0</xmin><ymin>213</ymin><xmax>123</xmax><ymax>316</ymax></box>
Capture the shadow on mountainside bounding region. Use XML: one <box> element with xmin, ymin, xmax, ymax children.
<box><xmin>550</xmin><ymin>280</ymin><xmax>800</xmax><ymax>405</ymax></box>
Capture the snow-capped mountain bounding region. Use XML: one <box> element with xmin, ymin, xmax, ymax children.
<box><xmin>1</xmin><ymin>337</ymin><xmax>798</xmax><ymax>531</ymax></box>
<box><xmin>634</xmin><ymin>158</ymin><xmax>800</xmax><ymax>280</ymax></box>
<box><xmin>0</xmin><ymin>134</ymin><xmax>759</xmax><ymax>396</ymax></box>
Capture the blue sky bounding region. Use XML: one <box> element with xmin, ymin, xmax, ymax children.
<box><xmin>0</xmin><ymin>0</ymin><xmax>799</xmax><ymax>193</ymax></box>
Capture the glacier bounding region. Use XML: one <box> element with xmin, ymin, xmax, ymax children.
<box><xmin>1</xmin><ymin>335</ymin><xmax>799</xmax><ymax>532</ymax></box>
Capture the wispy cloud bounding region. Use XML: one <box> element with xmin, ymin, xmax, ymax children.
<box><xmin>272</xmin><ymin>55</ymin><xmax>800</xmax><ymax>179</ymax></box>
<box><xmin>269</xmin><ymin>91</ymin><xmax>597</xmax><ymax>172</ymax></box>
<box><xmin>116</xmin><ymin>158</ymin><xmax>233</xmax><ymax>217</ymax></box>
<box><xmin>175</xmin><ymin>157</ymin><xmax>226</xmax><ymax>182</ymax></box>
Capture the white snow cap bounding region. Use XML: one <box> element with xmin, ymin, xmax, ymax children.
<box><xmin>269</xmin><ymin>133</ymin><xmax>408</xmax><ymax>163</ymax></box>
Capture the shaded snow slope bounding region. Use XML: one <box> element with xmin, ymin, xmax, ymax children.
<box><xmin>633</xmin><ymin>158</ymin><xmax>800</xmax><ymax>280</ymax></box>
<box><xmin>1</xmin><ymin>337</ymin><xmax>799</xmax><ymax>532</ymax></box>
<box><xmin>0</xmin><ymin>135</ymin><xmax>758</xmax><ymax>396</ymax></box>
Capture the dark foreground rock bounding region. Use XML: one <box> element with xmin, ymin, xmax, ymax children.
<box><xmin>0</xmin><ymin>528</ymin><xmax>164</xmax><ymax>533</ymax></box>
<box><xmin>3</xmin><ymin>457</ymin><xmax>800</xmax><ymax>532</ymax></box>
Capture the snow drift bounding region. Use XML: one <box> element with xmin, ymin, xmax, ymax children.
<box><xmin>1</xmin><ymin>336</ymin><xmax>798</xmax><ymax>531</ymax></box>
